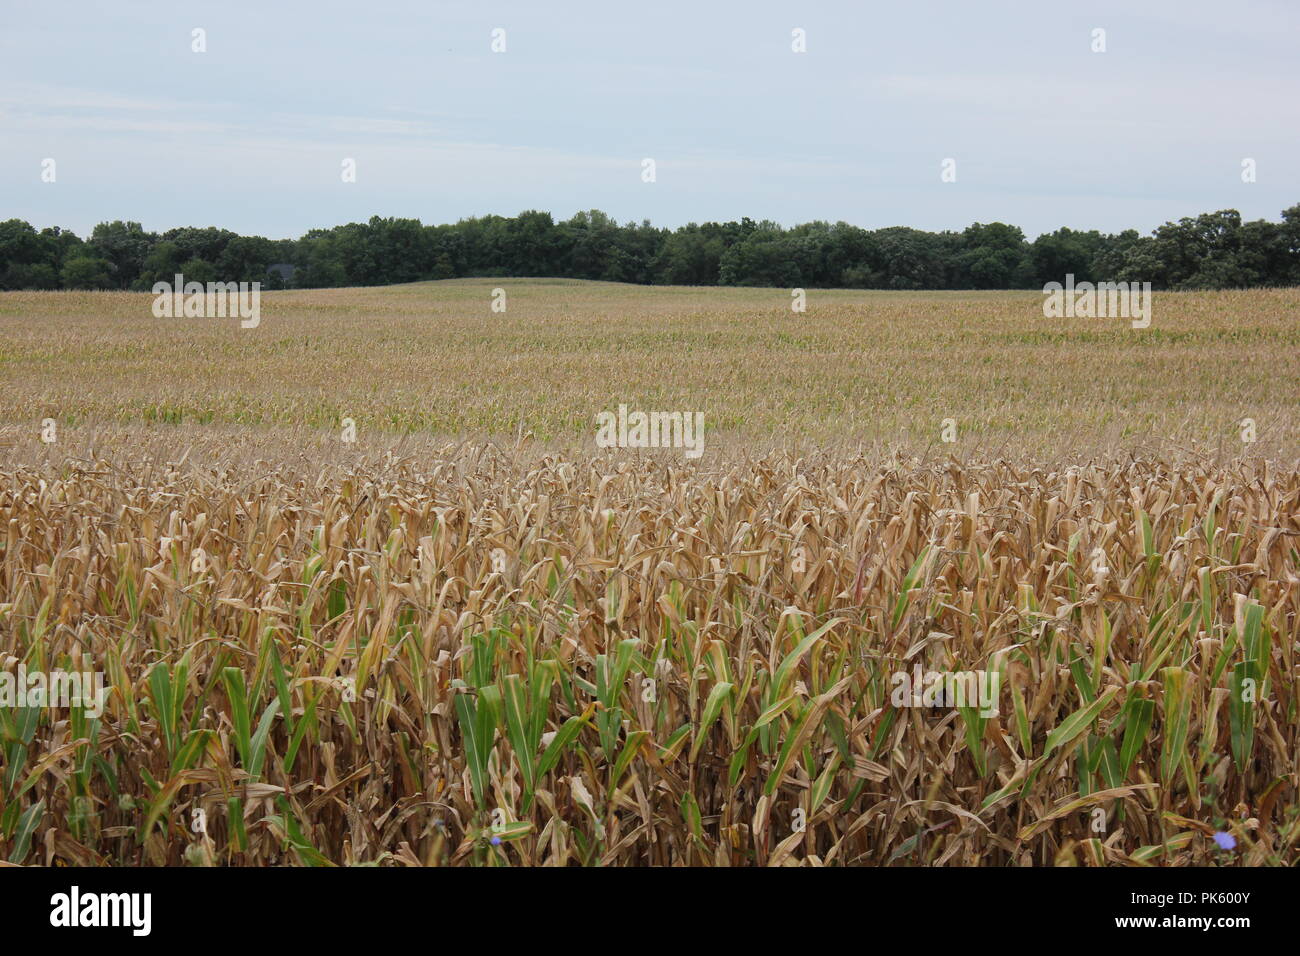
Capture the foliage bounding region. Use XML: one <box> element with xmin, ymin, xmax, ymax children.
<box><xmin>3</xmin><ymin>203</ymin><xmax>1299</xmax><ymax>292</ymax></box>
<box><xmin>1</xmin><ymin>446</ymin><xmax>1295</xmax><ymax>866</ymax></box>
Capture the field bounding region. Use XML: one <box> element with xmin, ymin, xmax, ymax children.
<box><xmin>2</xmin><ymin>279</ymin><xmax>1298</xmax><ymax>455</ymax></box>
<box><xmin>1</xmin><ymin>280</ymin><xmax>1298</xmax><ymax>866</ymax></box>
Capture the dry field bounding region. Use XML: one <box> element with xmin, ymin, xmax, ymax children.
<box><xmin>1</xmin><ymin>278</ymin><xmax>1297</xmax><ymax>454</ymax></box>
<box><xmin>0</xmin><ymin>280</ymin><xmax>1297</xmax><ymax>866</ymax></box>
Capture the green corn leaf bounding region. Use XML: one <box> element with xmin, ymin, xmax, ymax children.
<box><xmin>1096</xmin><ymin>736</ymin><xmax>1123</xmax><ymax>790</ymax></box>
<box><xmin>536</xmin><ymin>712</ymin><xmax>589</xmax><ymax>780</ymax></box>
<box><xmin>1012</xmin><ymin>682</ymin><xmax>1032</xmax><ymax>757</ymax></box>
<box><xmin>763</xmin><ymin>708</ymin><xmax>812</xmax><ymax>796</ymax></box>
<box><xmin>957</xmin><ymin>705</ymin><xmax>988</xmax><ymax>777</ymax></box>
<box><xmin>1228</xmin><ymin>661</ymin><xmax>1256</xmax><ymax>774</ymax></box>
<box><xmin>1118</xmin><ymin>697</ymin><xmax>1155</xmax><ymax>776</ymax></box>
<box><xmin>754</xmin><ymin>694</ymin><xmax>799</xmax><ymax>729</ymax></box>
<box><xmin>148</xmin><ymin>664</ymin><xmax>176</xmax><ymax>756</ymax></box>
<box><xmin>248</xmin><ymin>697</ymin><xmax>281</xmax><ymax>779</ymax></box>
<box><xmin>1043</xmin><ymin>688</ymin><xmax>1117</xmax><ymax>761</ymax></box>
<box><xmin>455</xmin><ymin>686</ymin><xmax>500</xmax><ymax>809</ymax></box>
<box><xmin>609</xmin><ymin>730</ymin><xmax>650</xmax><ymax>795</ymax></box>
<box><xmin>1159</xmin><ymin>667</ymin><xmax>1193</xmax><ymax>789</ymax></box>
<box><xmin>274</xmin><ymin>796</ymin><xmax>333</xmax><ymax>866</ymax></box>
<box><xmin>500</xmin><ymin>674</ymin><xmax>536</xmax><ymax>795</ymax></box>
<box><xmin>773</xmin><ymin>619</ymin><xmax>841</xmax><ymax>696</ymax></box>
<box><xmin>810</xmin><ymin>753</ymin><xmax>841</xmax><ymax>812</ymax></box>
<box><xmin>7</xmin><ymin>800</ymin><xmax>44</xmax><ymax>863</ymax></box>
<box><xmin>690</xmin><ymin>682</ymin><xmax>734</xmax><ymax>761</ymax></box>
<box><xmin>221</xmin><ymin>667</ymin><xmax>252</xmax><ymax>770</ymax></box>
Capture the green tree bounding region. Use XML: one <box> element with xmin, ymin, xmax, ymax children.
<box><xmin>1030</xmin><ymin>228</ymin><xmax>1103</xmax><ymax>285</ymax></box>
<box><xmin>178</xmin><ymin>257</ymin><xmax>217</xmax><ymax>285</ymax></box>
<box><xmin>217</xmin><ymin>236</ymin><xmax>276</xmax><ymax>283</ymax></box>
<box><xmin>959</xmin><ymin>222</ymin><xmax>1031</xmax><ymax>288</ymax></box>
<box><xmin>89</xmin><ymin>220</ymin><xmax>154</xmax><ymax>289</ymax></box>
<box><xmin>2</xmin><ymin>262</ymin><xmax>59</xmax><ymax>290</ymax></box>
<box><xmin>61</xmin><ymin>256</ymin><xmax>113</xmax><ymax>289</ymax></box>
<box><xmin>0</xmin><ymin>219</ymin><xmax>43</xmax><ymax>269</ymax></box>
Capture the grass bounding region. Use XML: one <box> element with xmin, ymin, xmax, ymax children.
<box><xmin>0</xmin><ymin>279</ymin><xmax>1296</xmax><ymax>455</ymax></box>
<box><xmin>0</xmin><ymin>280</ymin><xmax>1297</xmax><ymax>866</ymax></box>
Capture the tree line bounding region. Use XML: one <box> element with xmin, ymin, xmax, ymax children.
<box><xmin>2</xmin><ymin>203</ymin><xmax>1298</xmax><ymax>292</ymax></box>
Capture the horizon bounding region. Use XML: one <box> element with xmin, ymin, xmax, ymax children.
<box><xmin>17</xmin><ymin>199</ymin><xmax>1300</xmax><ymax>247</ymax></box>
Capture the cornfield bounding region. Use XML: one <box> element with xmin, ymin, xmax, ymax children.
<box><xmin>2</xmin><ymin>281</ymin><xmax>1297</xmax><ymax>457</ymax></box>
<box><xmin>3</xmin><ymin>442</ymin><xmax>1297</xmax><ymax>866</ymax></box>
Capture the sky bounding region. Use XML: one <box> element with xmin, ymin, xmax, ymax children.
<box><xmin>1</xmin><ymin>0</ymin><xmax>1297</xmax><ymax>240</ymax></box>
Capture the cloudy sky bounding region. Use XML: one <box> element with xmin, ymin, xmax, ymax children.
<box><xmin>2</xmin><ymin>0</ymin><xmax>1296</xmax><ymax>239</ymax></box>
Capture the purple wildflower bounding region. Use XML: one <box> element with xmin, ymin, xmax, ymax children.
<box><xmin>1213</xmin><ymin>831</ymin><xmax>1236</xmax><ymax>850</ymax></box>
